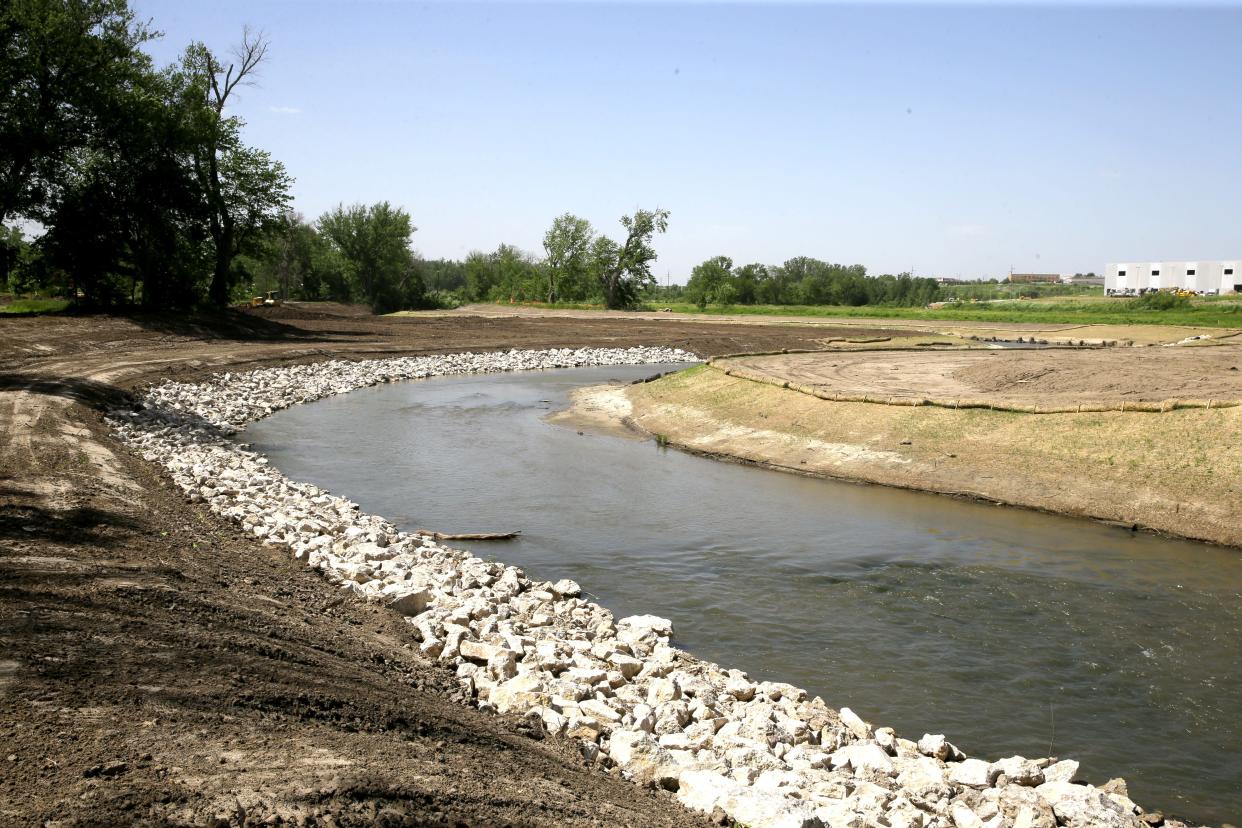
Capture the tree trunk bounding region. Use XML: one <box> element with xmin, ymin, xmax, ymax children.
<box><xmin>208</xmin><ymin>223</ymin><xmax>234</xmax><ymax>307</ymax></box>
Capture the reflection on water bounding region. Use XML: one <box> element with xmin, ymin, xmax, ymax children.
<box><xmin>245</xmin><ymin>364</ymin><xmax>1242</xmax><ymax>825</ymax></box>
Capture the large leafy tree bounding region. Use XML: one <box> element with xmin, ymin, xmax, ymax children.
<box><xmin>730</xmin><ymin>263</ymin><xmax>767</xmax><ymax>304</ymax></box>
<box><xmin>1</xmin><ymin>0</ymin><xmax>157</xmax><ymax>294</ymax></box>
<box><xmin>181</xmin><ymin>29</ymin><xmax>292</xmax><ymax>306</ymax></box>
<box><xmin>2</xmin><ymin>225</ymin><xmax>36</xmax><ymax>294</ymax></box>
<box><xmin>542</xmin><ymin>213</ymin><xmax>594</xmax><ymax>303</ymax></box>
<box><xmin>40</xmin><ymin>59</ymin><xmax>211</xmax><ymax>307</ymax></box>
<box><xmin>317</xmin><ymin>202</ymin><xmax>423</xmax><ymax>313</ymax></box>
<box><xmin>596</xmin><ymin>208</ymin><xmax>670</xmax><ymax>309</ymax></box>
<box><xmin>0</xmin><ymin>0</ymin><xmax>154</xmax><ymax>225</ymax></box>
<box><xmin>685</xmin><ymin>255</ymin><xmax>734</xmax><ymax>308</ymax></box>
<box><xmin>460</xmin><ymin>244</ymin><xmax>541</xmax><ymax>303</ymax></box>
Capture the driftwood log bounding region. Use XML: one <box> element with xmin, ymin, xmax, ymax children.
<box><xmin>415</xmin><ymin>529</ymin><xmax>521</xmax><ymax>541</ymax></box>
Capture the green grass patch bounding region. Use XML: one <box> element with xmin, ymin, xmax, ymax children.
<box><xmin>650</xmin><ymin>363</ymin><xmax>708</xmax><ymax>390</ymax></box>
<box><xmin>0</xmin><ymin>298</ymin><xmax>70</xmax><ymax>314</ymax></box>
<box><xmin>639</xmin><ymin>301</ymin><xmax>1242</xmax><ymax>328</ymax></box>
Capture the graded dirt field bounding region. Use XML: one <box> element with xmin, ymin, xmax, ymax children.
<box><xmin>442</xmin><ymin>303</ymin><xmax>1241</xmax><ymax>347</ymax></box>
<box><xmin>716</xmin><ymin>345</ymin><xmax>1242</xmax><ymax>409</ymax></box>
<box><xmin>1</xmin><ymin>306</ymin><xmax>895</xmax><ymax>826</ymax></box>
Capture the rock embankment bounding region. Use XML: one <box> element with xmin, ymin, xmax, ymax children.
<box><xmin>105</xmin><ymin>348</ymin><xmax>1202</xmax><ymax>828</ymax></box>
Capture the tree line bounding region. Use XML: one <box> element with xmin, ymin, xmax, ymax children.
<box><xmin>682</xmin><ymin>256</ymin><xmax>940</xmax><ymax>308</ymax></box>
<box><xmin>0</xmin><ymin>1</ymin><xmax>675</xmax><ymax>313</ymax></box>
<box><xmin>1</xmin><ymin>1</ymin><xmax>1029</xmax><ymax>316</ymax></box>
<box><xmin>0</xmin><ymin>0</ymin><xmax>439</xmax><ymax>312</ymax></box>
<box><xmin>412</xmin><ymin>209</ymin><xmax>671</xmax><ymax>309</ymax></box>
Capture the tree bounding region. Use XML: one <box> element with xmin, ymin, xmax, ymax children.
<box><xmin>463</xmin><ymin>250</ymin><xmax>497</xmax><ymax>302</ymax></box>
<box><xmin>38</xmin><ymin>50</ymin><xmax>212</xmax><ymax>307</ymax></box>
<box><xmin>318</xmin><ymin>202</ymin><xmax>423</xmax><ymax>313</ymax></box>
<box><xmin>491</xmin><ymin>244</ymin><xmax>540</xmax><ymax>302</ymax></box>
<box><xmin>182</xmin><ymin>29</ymin><xmax>292</xmax><ymax>306</ymax></box>
<box><xmin>685</xmin><ymin>255</ymin><xmax>733</xmax><ymax>308</ymax></box>
<box><xmin>596</xmin><ymin>208</ymin><xmax>670</xmax><ymax>309</ymax></box>
<box><xmin>2</xmin><ymin>225</ymin><xmax>36</xmax><ymax>294</ymax></box>
<box><xmin>542</xmin><ymin>213</ymin><xmax>595</xmax><ymax>303</ymax></box>
<box><xmin>0</xmin><ymin>0</ymin><xmax>155</xmax><ymax>225</ymax></box>
<box><xmin>415</xmin><ymin>257</ymin><xmax>467</xmax><ymax>296</ymax></box>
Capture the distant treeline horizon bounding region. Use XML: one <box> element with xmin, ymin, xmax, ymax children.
<box><xmin>0</xmin><ymin>1</ymin><xmax>1099</xmax><ymax>315</ymax></box>
<box><xmin>0</xmin><ymin>1</ymin><xmax>669</xmax><ymax>313</ymax></box>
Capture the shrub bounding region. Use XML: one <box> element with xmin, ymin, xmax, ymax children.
<box><xmin>1130</xmin><ymin>292</ymin><xmax>1191</xmax><ymax>311</ymax></box>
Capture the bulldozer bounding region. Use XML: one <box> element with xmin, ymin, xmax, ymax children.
<box><xmin>250</xmin><ymin>290</ymin><xmax>282</xmax><ymax>308</ymax></box>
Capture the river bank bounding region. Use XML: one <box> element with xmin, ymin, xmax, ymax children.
<box><xmin>593</xmin><ymin>359</ymin><xmax>1242</xmax><ymax>549</ymax></box>
<box><xmin>0</xmin><ymin>309</ymin><xmax>1229</xmax><ymax>826</ymax></box>
<box><xmin>103</xmin><ymin>348</ymin><xmax>1207</xmax><ymax>828</ymax></box>
<box><xmin>3</xmin><ymin>309</ymin><xmax>840</xmax><ymax>827</ymax></box>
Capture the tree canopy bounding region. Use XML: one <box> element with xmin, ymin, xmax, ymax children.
<box><xmin>682</xmin><ymin>256</ymin><xmax>940</xmax><ymax>308</ymax></box>
<box><xmin>597</xmin><ymin>208</ymin><xmax>670</xmax><ymax>309</ymax></box>
<box><xmin>318</xmin><ymin>202</ymin><xmax>422</xmax><ymax>313</ymax></box>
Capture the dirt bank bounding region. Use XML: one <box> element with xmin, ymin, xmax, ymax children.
<box><xmin>602</xmin><ymin>363</ymin><xmax>1242</xmax><ymax>548</ymax></box>
<box><xmin>2</xmin><ymin>307</ymin><xmax>892</xmax><ymax>825</ymax></box>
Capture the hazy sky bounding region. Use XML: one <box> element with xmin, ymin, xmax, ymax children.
<box><xmin>133</xmin><ymin>1</ymin><xmax>1242</xmax><ymax>281</ymax></box>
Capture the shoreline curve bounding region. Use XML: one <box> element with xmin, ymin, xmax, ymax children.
<box><xmin>106</xmin><ymin>348</ymin><xmax>1207</xmax><ymax>828</ymax></box>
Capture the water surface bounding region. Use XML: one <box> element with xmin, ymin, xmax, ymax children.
<box><xmin>246</xmin><ymin>364</ymin><xmax>1242</xmax><ymax>825</ymax></box>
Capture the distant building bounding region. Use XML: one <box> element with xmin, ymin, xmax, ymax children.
<box><xmin>1007</xmin><ymin>273</ymin><xmax>1060</xmax><ymax>284</ymax></box>
<box><xmin>1061</xmin><ymin>273</ymin><xmax>1105</xmax><ymax>286</ymax></box>
<box><xmin>1105</xmin><ymin>261</ymin><xmax>1241</xmax><ymax>296</ymax></box>
<box><xmin>934</xmin><ymin>276</ymin><xmax>965</xmax><ymax>285</ymax></box>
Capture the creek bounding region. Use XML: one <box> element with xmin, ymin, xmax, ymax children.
<box><xmin>245</xmin><ymin>363</ymin><xmax>1242</xmax><ymax>825</ymax></box>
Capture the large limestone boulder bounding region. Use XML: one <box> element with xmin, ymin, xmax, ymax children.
<box><xmin>1035</xmin><ymin>781</ymin><xmax>1139</xmax><ymax>828</ymax></box>
<box><xmin>677</xmin><ymin>770</ymin><xmax>823</xmax><ymax>828</ymax></box>
<box><xmin>949</xmin><ymin>757</ymin><xmax>998</xmax><ymax>788</ymax></box>
<box><xmin>829</xmin><ymin>742</ymin><xmax>894</xmax><ymax>776</ymax></box>
<box><xmin>489</xmin><ymin>672</ymin><xmax>548</xmax><ymax>714</ymax></box>
<box><xmin>838</xmin><ymin>707</ymin><xmax>872</xmax><ymax>740</ymax></box>
<box><xmin>993</xmin><ymin>755</ymin><xmax>1045</xmax><ymax>787</ymax></box>
<box><xmin>616</xmin><ymin>614</ymin><xmax>674</xmax><ymax>646</ymax></box>
<box><xmin>1041</xmin><ymin>759</ymin><xmax>1079</xmax><ymax>784</ymax></box>
<box><xmin>917</xmin><ymin>733</ymin><xmax>953</xmax><ymax>761</ymax></box>
<box><xmin>606</xmin><ymin>730</ymin><xmax>679</xmax><ymax>788</ymax></box>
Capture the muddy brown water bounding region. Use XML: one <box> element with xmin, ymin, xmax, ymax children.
<box><xmin>245</xmin><ymin>364</ymin><xmax>1242</xmax><ymax>825</ymax></box>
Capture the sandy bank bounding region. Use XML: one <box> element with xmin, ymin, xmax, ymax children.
<box><xmin>544</xmin><ymin>382</ymin><xmax>646</xmax><ymax>439</ymax></box>
<box><xmin>586</xmin><ymin>365</ymin><xmax>1242</xmax><ymax>548</ymax></box>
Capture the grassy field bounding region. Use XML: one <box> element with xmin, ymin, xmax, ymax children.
<box><xmin>640</xmin><ymin>300</ymin><xmax>1242</xmax><ymax>328</ymax></box>
<box><xmin>0</xmin><ymin>297</ymin><xmax>70</xmax><ymax>314</ymax></box>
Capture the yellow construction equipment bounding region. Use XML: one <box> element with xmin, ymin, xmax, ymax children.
<box><xmin>249</xmin><ymin>290</ymin><xmax>282</xmax><ymax>308</ymax></box>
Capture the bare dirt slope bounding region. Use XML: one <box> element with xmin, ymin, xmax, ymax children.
<box><xmin>1</xmin><ymin>308</ymin><xmax>880</xmax><ymax>826</ymax></box>
<box><xmin>718</xmin><ymin>344</ymin><xmax>1242</xmax><ymax>408</ymax></box>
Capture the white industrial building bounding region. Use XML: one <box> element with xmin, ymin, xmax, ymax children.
<box><xmin>1105</xmin><ymin>261</ymin><xmax>1240</xmax><ymax>296</ymax></box>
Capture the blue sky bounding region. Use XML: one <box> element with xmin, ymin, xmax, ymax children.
<box><xmin>133</xmin><ymin>1</ymin><xmax>1242</xmax><ymax>282</ymax></box>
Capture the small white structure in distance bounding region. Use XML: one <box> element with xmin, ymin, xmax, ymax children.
<box><xmin>1105</xmin><ymin>261</ymin><xmax>1241</xmax><ymax>296</ymax></box>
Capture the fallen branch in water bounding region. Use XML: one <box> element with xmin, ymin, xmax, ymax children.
<box><xmin>415</xmin><ymin>529</ymin><xmax>521</xmax><ymax>541</ymax></box>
